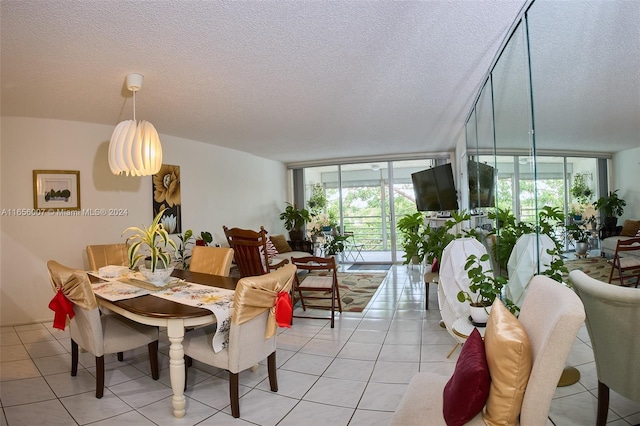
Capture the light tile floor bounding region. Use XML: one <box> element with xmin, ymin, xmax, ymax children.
<box><xmin>1</xmin><ymin>265</ymin><xmax>639</xmax><ymax>425</ymax></box>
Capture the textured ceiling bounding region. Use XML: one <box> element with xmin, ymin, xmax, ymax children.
<box><xmin>2</xmin><ymin>1</ymin><xmax>637</xmax><ymax>164</ymax></box>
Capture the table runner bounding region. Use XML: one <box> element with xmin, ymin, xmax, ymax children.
<box><xmin>91</xmin><ymin>275</ymin><xmax>234</xmax><ymax>352</ymax></box>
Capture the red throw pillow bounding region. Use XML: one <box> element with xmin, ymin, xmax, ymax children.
<box><xmin>443</xmin><ymin>328</ymin><xmax>490</xmax><ymax>426</ymax></box>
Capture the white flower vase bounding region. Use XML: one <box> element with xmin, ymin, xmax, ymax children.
<box><xmin>469</xmin><ymin>304</ymin><xmax>491</xmax><ymax>325</ymax></box>
<box><xmin>139</xmin><ymin>265</ymin><xmax>174</xmax><ymax>286</ymax></box>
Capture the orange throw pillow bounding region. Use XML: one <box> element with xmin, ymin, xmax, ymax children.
<box><xmin>620</xmin><ymin>220</ymin><xmax>640</xmax><ymax>237</ymax></box>
<box><xmin>482</xmin><ymin>299</ymin><xmax>532</xmax><ymax>426</ymax></box>
<box><xmin>269</xmin><ymin>235</ymin><xmax>292</xmax><ymax>253</ymax></box>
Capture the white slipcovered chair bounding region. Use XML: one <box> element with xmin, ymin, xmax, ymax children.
<box><xmin>183</xmin><ymin>264</ymin><xmax>296</xmax><ymax>418</ymax></box>
<box><xmin>47</xmin><ymin>260</ymin><xmax>159</xmax><ymax>398</ymax></box>
<box><xmin>391</xmin><ymin>275</ymin><xmax>585</xmax><ymax>425</ymax></box>
<box><xmin>438</xmin><ymin>238</ymin><xmax>491</xmax><ymax>348</ymax></box>
<box><xmin>506</xmin><ymin>233</ymin><xmax>556</xmax><ymax>307</ymax></box>
<box><xmin>569</xmin><ymin>270</ymin><xmax>640</xmax><ymax>425</ymax></box>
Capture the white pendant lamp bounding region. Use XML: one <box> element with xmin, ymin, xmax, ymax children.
<box><xmin>108</xmin><ymin>73</ymin><xmax>162</xmax><ymax>176</ymax></box>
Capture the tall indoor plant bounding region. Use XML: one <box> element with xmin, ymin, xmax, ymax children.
<box><xmin>279</xmin><ymin>203</ymin><xmax>311</xmax><ymax>241</ymax></box>
<box><xmin>398</xmin><ymin>212</ymin><xmax>426</xmax><ymax>264</ymax></box>
<box><xmin>593</xmin><ymin>189</ymin><xmax>626</xmax><ymax>229</ymax></box>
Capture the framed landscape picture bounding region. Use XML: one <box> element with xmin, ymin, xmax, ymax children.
<box><xmin>33</xmin><ymin>170</ymin><xmax>80</xmax><ymax>211</ymax></box>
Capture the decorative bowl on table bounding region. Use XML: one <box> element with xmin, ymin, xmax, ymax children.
<box><xmin>139</xmin><ymin>265</ymin><xmax>175</xmax><ymax>286</ymax></box>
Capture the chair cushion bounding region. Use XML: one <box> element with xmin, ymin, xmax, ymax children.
<box><xmin>270</xmin><ymin>235</ymin><xmax>292</xmax><ymax>253</ymax></box>
<box><xmin>443</xmin><ymin>328</ymin><xmax>490</xmax><ymax>426</ymax></box>
<box><xmin>298</xmin><ymin>275</ymin><xmax>333</xmax><ymax>289</ymax></box>
<box><xmin>482</xmin><ymin>298</ymin><xmax>532</xmax><ymax>426</ymax></box>
<box><xmin>620</xmin><ymin>220</ymin><xmax>640</xmax><ymax>237</ymax></box>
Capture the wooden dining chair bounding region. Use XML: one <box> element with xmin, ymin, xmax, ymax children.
<box><xmin>47</xmin><ymin>260</ymin><xmax>159</xmax><ymax>398</ymax></box>
<box><xmin>183</xmin><ymin>264</ymin><xmax>296</xmax><ymax>417</ymax></box>
<box><xmin>189</xmin><ymin>246</ymin><xmax>234</xmax><ymax>276</ymax></box>
<box><xmin>607</xmin><ymin>237</ymin><xmax>640</xmax><ymax>286</ymax></box>
<box><xmin>290</xmin><ymin>255</ymin><xmax>342</xmax><ymax>328</ymax></box>
<box><xmin>86</xmin><ymin>243</ymin><xmax>129</xmax><ymax>271</ymax></box>
<box><xmin>223</xmin><ymin>225</ymin><xmax>287</xmax><ymax>277</ymax></box>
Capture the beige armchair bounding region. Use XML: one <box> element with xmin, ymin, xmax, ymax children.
<box><xmin>183</xmin><ymin>264</ymin><xmax>296</xmax><ymax>417</ymax></box>
<box><xmin>86</xmin><ymin>243</ymin><xmax>129</xmax><ymax>271</ymax></box>
<box><xmin>569</xmin><ymin>270</ymin><xmax>640</xmax><ymax>425</ymax></box>
<box><xmin>47</xmin><ymin>260</ymin><xmax>159</xmax><ymax>398</ymax></box>
<box><xmin>189</xmin><ymin>246</ymin><xmax>234</xmax><ymax>276</ymax></box>
<box><xmin>391</xmin><ymin>275</ymin><xmax>585</xmax><ymax>425</ymax></box>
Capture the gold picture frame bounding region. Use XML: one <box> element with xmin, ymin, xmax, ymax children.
<box><xmin>33</xmin><ymin>170</ymin><xmax>81</xmax><ymax>211</ymax></box>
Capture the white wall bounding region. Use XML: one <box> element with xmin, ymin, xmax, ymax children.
<box><xmin>0</xmin><ymin>117</ymin><xmax>289</xmax><ymax>325</ymax></box>
<box><xmin>613</xmin><ymin>146</ymin><xmax>640</xmax><ymax>222</ymax></box>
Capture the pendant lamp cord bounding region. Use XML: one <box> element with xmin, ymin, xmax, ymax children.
<box><xmin>132</xmin><ymin>89</ymin><xmax>136</xmax><ymax>121</ymax></box>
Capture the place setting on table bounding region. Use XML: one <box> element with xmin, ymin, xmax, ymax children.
<box><xmin>88</xmin><ymin>264</ymin><xmax>236</xmax><ymax>352</ymax></box>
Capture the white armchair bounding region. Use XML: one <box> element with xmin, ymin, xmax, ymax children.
<box><xmin>392</xmin><ymin>275</ymin><xmax>585</xmax><ymax>425</ymax></box>
<box><xmin>183</xmin><ymin>264</ymin><xmax>296</xmax><ymax>417</ymax></box>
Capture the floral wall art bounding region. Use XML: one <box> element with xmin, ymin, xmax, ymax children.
<box><xmin>153</xmin><ymin>164</ymin><xmax>181</xmax><ymax>234</ymax></box>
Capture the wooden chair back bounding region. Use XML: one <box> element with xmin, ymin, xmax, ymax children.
<box><xmin>290</xmin><ymin>255</ymin><xmax>342</xmax><ymax>327</ymax></box>
<box><xmin>608</xmin><ymin>237</ymin><xmax>640</xmax><ymax>286</ymax></box>
<box><xmin>222</xmin><ymin>226</ymin><xmax>271</xmax><ymax>277</ymax></box>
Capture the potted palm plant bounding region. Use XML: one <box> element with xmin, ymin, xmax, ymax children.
<box><xmin>123</xmin><ymin>209</ymin><xmax>178</xmax><ymax>284</ymax></box>
<box><xmin>279</xmin><ymin>203</ymin><xmax>311</xmax><ymax>241</ymax></box>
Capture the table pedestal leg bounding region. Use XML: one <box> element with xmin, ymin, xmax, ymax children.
<box><xmin>167</xmin><ymin>320</ymin><xmax>186</xmax><ymax>418</ymax></box>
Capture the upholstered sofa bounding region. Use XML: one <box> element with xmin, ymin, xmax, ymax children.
<box><xmin>600</xmin><ymin>219</ymin><xmax>640</xmax><ymax>258</ymax></box>
<box><xmin>268</xmin><ymin>234</ymin><xmax>314</xmax><ymax>265</ymax></box>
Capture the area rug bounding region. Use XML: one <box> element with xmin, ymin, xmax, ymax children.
<box><xmin>297</xmin><ymin>272</ymin><xmax>387</xmax><ymax>312</ymax></box>
<box><xmin>347</xmin><ymin>264</ymin><xmax>392</xmax><ymax>271</ymax></box>
<box><xmin>564</xmin><ymin>256</ymin><xmax>640</xmax><ymax>286</ymax></box>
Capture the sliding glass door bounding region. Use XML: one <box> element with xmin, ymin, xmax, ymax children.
<box><xmin>299</xmin><ymin>158</ymin><xmax>437</xmax><ymax>263</ymax></box>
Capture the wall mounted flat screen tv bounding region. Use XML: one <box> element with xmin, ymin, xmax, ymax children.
<box><xmin>411</xmin><ymin>163</ymin><xmax>459</xmax><ymax>212</ymax></box>
<box><xmin>468</xmin><ymin>160</ymin><xmax>495</xmax><ymax>208</ymax></box>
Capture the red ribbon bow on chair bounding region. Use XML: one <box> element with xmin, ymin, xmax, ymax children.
<box><xmin>48</xmin><ymin>289</ymin><xmax>75</xmax><ymax>331</ymax></box>
<box><xmin>274</xmin><ymin>291</ymin><xmax>292</xmax><ymax>328</ymax></box>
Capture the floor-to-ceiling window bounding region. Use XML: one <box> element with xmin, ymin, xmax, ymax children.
<box><xmin>296</xmin><ymin>158</ymin><xmax>438</xmax><ymax>263</ymax></box>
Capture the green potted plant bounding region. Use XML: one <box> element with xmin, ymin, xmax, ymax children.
<box><xmin>323</xmin><ymin>234</ymin><xmax>348</xmax><ymax>256</ymax></box>
<box><xmin>398</xmin><ymin>212</ymin><xmax>426</xmax><ymax>264</ymax></box>
<box><xmin>570</xmin><ymin>173</ymin><xmax>593</xmax><ymax>205</ymax></box>
<box><xmin>456</xmin><ymin>253</ymin><xmax>513</xmax><ymax>323</ymax></box>
<box><xmin>421</xmin><ymin>210</ymin><xmax>474</xmax><ymax>270</ymax></box>
<box><xmin>176</xmin><ymin>230</ymin><xmax>213</xmax><ymax>269</ymax></box>
<box><xmin>307</xmin><ymin>183</ymin><xmax>327</xmax><ymax>216</ymax></box>
<box><xmin>593</xmin><ymin>189</ymin><xmax>626</xmax><ymax>229</ymax></box>
<box><xmin>123</xmin><ymin>209</ymin><xmax>178</xmax><ymax>283</ymax></box>
<box><xmin>279</xmin><ymin>203</ymin><xmax>312</xmax><ymax>241</ymax></box>
<box><xmin>489</xmin><ymin>206</ymin><xmax>564</xmax><ymax>274</ymax></box>
<box><xmin>566</xmin><ymin>223</ymin><xmax>589</xmax><ymax>256</ymax></box>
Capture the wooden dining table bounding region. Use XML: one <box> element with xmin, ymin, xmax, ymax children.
<box><xmin>93</xmin><ymin>269</ymin><xmax>238</xmax><ymax>419</ymax></box>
